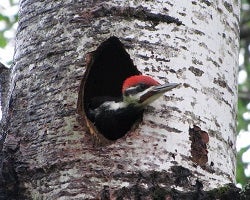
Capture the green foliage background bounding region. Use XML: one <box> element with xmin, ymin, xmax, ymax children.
<box><xmin>0</xmin><ymin>0</ymin><xmax>249</xmax><ymax>186</ymax></box>
<box><xmin>0</xmin><ymin>0</ymin><xmax>18</xmax><ymax>66</ymax></box>
<box><xmin>237</xmin><ymin>0</ymin><xmax>250</xmax><ymax>186</ymax></box>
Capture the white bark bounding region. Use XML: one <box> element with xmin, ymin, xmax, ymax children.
<box><xmin>1</xmin><ymin>0</ymin><xmax>239</xmax><ymax>199</ymax></box>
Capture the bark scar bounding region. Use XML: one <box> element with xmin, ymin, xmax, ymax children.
<box><xmin>75</xmin><ymin>5</ymin><xmax>183</xmax><ymax>26</ymax></box>
<box><xmin>189</xmin><ymin>125</ymin><xmax>209</xmax><ymax>168</ymax></box>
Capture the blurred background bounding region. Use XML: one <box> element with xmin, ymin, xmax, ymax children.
<box><xmin>0</xmin><ymin>0</ymin><xmax>18</xmax><ymax>67</ymax></box>
<box><xmin>0</xmin><ymin>0</ymin><xmax>249</xmax><ymax>187</ymax></box>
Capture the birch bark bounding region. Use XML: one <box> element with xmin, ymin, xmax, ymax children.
<box><xmin>0</xmin><ymin>0</ymin><xmax>240</xmax><ymax>199</ymax></box>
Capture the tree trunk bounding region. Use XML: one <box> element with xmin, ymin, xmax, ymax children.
<box><xmin>0</xmin><ymin>0</ymin><xmax>240</xmax><ymax>199</ymax></box>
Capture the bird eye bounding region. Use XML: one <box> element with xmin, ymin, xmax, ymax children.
<box><xmin>124</xmin><ymin>90</ymin><xmax>130</xmax><ymax>96</ymax></box>
<box><xmin>137</xmin><ymin>84</ymin><xmax>148</xmax><ymax>91</ymax></box>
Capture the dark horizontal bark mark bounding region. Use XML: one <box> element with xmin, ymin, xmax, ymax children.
<box><xmin>192</xmin><ymin>58</ymin><xmax>203</xmax><ymax>65</ymax></box>
<box><xmin>207</xmin><ymin>57</ymin><xmax>221</xmax><ymax>68</ymax></box>
<box><xmin>223</xmin><ymin>2</ymin><xmax>233</xmax><ymax>13</ymax></box>
<box><xmin>171</xmin><ymin>166</ymin><xmax>192</xmax><ymax>187</ymax></box>
<box><xmin>188</xmin><ymin>66</ymin><xmax>204</xmax><ymax>77</ymax></box>
<box><xmin>201</xmin><ymin>0</ymin><xmax>212</xmax><ymax>6</ymax></box>
<box><xmin>213</xmin><ymin>77</ymin><xmax>234</xmax><ymax>95</ymax></box>
<box><xmin>113</xmin><ymin>183</ymin><xmax>241</xmax><ymax>199</ymax></box>
<box><xmin>76</xmin><ymin>5</ymin><xmax>183</xmax><ymax>26</ymax></box>
<box><xmin>111</xmin><ymin>168</ymin><xmax>195</xmax><ymax>198</ymax></box>
<box><xmin>107</xmin><ymin>170</ymin><xmax>242</xmax><ymax>200</ymax></box>
<box><xmin>193</xmin><ymin>29</ymin><xmax>205</xmax><ymax>36</ymax></box>
<box><xmin>146</xmin><ymin>120</ymin><xmax>182</xmax><ymax>133</ymax></box>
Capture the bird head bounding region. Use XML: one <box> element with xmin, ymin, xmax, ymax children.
<box><xmin>122</xmin><ymin>75</ymin><xmax>180</xmax><ymax>107</ymax></box>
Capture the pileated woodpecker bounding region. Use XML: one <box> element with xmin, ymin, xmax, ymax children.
<box><xmin>86</xmin><ymin>75</ymin><xmax>180</xmax><ymax>140</ymax></box>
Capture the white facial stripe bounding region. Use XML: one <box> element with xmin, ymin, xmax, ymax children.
<box><xmin>125</xmin><ymin>86</ymin><xmax>137</xmax><ymax>93</ymax></box>
<box><xmin>123</xmin><ymin>86</ymin><xmax>155</xmax><ymax>104</ymax></box>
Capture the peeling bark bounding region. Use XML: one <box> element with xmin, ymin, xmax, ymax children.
<box><xmin>0</xmin><ymin>0</ymin><xmax>240</xmax><ymax>199</ymax></box>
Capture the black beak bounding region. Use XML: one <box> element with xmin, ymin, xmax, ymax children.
<box><xmin>152</xmin><ymin>83</ymin><xmax>181</xmax><ymax>93</ymax></box>
<box><xmin>139</xmin><ymin>83</ymin><xmax>181</xmax><ymax>104</ymax></box>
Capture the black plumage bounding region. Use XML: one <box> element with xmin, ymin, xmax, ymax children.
<box><xmin>87</xmin><ymin>97</ymin><xmax>143</xmax><ymax>140</ymax></box>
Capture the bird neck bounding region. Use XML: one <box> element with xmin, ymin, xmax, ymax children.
<box><xmin>95</xmin><ymin>96</ymin><xmax>145</xmax><ymax>112</ymax></box>
<box><xmin>102</xmin><ymin>101</ymin><xmax>128</xmax><ymax>110</ymax></box>
<box><xmin>123</xmin><ymin>95</ymin><xmax>140</xmax><ymax>106</ymax></box>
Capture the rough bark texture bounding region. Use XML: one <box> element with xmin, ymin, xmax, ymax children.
<box><xmin>0</xmin><ymin>0</ymin><xmax>240</xmax><ymax>199</ymax></box>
